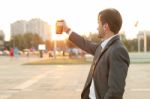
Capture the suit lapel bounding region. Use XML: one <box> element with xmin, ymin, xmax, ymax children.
<box><xmin>98</xmin><ymin>35</ymin><xmax>120</xmax><ymax>60</ymax></box>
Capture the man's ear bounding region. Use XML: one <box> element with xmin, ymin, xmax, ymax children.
<box><xmin>103</xmin><ymin>23</ymin><xmax>109</xmax><ymax>31</ymax></box>
<box><xmin>103</xmin><ymin>24</ymin><xmax>107</xmax><ymax>30</ymax></box>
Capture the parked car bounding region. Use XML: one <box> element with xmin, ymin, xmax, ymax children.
<box><xmin>0</xmin><ymin>51</ymin><xmax>3</xmax><ymax>56</ymax></box>
<box><xmin>3</xmin><ymin>50</ymin><xmax>10</xmax><ymax>56</ymax></box>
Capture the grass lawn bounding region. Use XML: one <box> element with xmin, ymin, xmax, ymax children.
<box><xmin>24</xmin><ymin>52</ymin><xmax>150</xmax><ymax>65</ymax></box>
<box><xmin>24</xmin><ymin>57</ymin><xmax>91</xmax><ymax>65</ymax></box>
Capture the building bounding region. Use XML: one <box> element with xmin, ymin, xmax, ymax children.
<box><xmin>26</xmin><ymin>18</ymin><xmax>51</xmax><ymax>40</ymax></box>
<box><xmin>137</xmin><ymin>30</ymin><xmax>150</xmax><ymax>37</ymax></box>
<box><xmin>137</xmin><ymin>30</ymin><xmax>150</xmax><ymax>52</ymax></box>
<box><xmin>0</xmin><ymin>30</ymin><xmax>4</xmax><ymax>50</ymax></box>
<box><xmin>11</xmin><ymin>20</ymin><xmax>27</xmax><ymax>36</ymax></box>
<box><xmin>10</xmin><ymin>18</ymin><xmax>51</xmax><ymax>40</ymax></box>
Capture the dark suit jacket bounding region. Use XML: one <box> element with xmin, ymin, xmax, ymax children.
<box><xmin>69</xmin><ymin>32</ymin><xmax>130</xmax><ymax>99</ymax></box>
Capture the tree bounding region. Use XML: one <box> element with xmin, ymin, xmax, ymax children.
<box><xmin>15</xmin><ymin>34</ymin><xmax>25</xmax><ymax>49</ymax></box>
<box><xmin>0</xmin><ymin>36</ymin><xmax>3</xmax><ymax>40</ymax></box>
<box><xmin>119</xmin><ymin>32</ymin><xmax>130</xmax><ymax>51</ymax></box>
<box><xmin>88</xmin><ymin>33</ymin><xmax>101</xmax><ymax>43</ymax></box>
<box><xmin>45</xmin><ymin>40</ymin><xmax>53</xmax><ymax>50</ymax></box>
<box><xmin>147</xmin><ymin>35</ymin><xmax>150</xmax><ymax>51</ymax></box>
<box><xmin>10</xmin><ymin>34</ymin><xmax>25</xmax><ymax>49</ymax></box>
<box><xmin>9</xmin><ymin>33</ymin><xmax>44</xmax><ymax>50</ymax></box>
<box><xmin>32</xmin><ymin>33</ymin><xmax>44</xmax><ymax>49</ymax></box>
<box><xmin>23</xmin><ymin>33</ymin><xmax>34</xmax><ymax>49</ymax></box>
<box><xmin>127</xmin><ymin>39</ymin><xmax>138</xmax><ymax>52</ymax></box>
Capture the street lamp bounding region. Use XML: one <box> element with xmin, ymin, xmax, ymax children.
<box><xmin>137</xmin><ymin>33</ymin><xmax>143</xmax><ymax>52</ymax></box>
<box><xmin>135</xmin><ymin>21</ymin><xmax>147</xmax><ymax>53</ymax></box>
<box><xmin>137</xmin><ymin>31</ymin><xmax>147</xmax><ymax>53</ymax></box>
<box><xmin>144</xmin><ymin>31</ymin><xmax>147</xmax><ymax>53</ymax></box>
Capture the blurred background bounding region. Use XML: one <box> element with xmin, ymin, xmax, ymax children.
<box><xmin>0</xmin><ymin>0</ymin><xmax>150</xmax><ymax>60</ymax></box>
<box><xmin>0</xmin><ymin>0</ymin><xmax>150</xmax><ymax>99</ymax></box>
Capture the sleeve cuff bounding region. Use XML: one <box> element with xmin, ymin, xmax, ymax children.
<box><xmin>67</xmin><ymin>29</ymin><xmax>73</xmax><ymax>36</ymax></box>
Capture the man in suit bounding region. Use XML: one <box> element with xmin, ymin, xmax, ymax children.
<box><xmin>62</xmin><ymin>8</ymin><xmax>130</xmax><ymax>99</ymax></box>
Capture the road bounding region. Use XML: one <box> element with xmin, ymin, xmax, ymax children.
<box><xmin>0</xmin><ymin>56</ymin><xmax>150</xmax><ymax>99</ymax></box>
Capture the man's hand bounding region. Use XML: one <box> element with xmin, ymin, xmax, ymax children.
<box><xmin>62</xmin><ymin>20</ymin><xmax>71</xmax><ymax>33</ymax></box>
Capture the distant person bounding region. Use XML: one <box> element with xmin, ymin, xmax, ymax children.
<box><xmin>62</xmin><ymin>8</ymin><xmax>130</xmax><ymax>99</ymax></box>
<box><xmin>10</xmin><ymin>48</ymin><xmax>14</xmax><ymax>57</ymax></box>
<box><xmin>14</xmin><ymin>47</ymin><xmax>19</xmax><ymax>57</ymax></box>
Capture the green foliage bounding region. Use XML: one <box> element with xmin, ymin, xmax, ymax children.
<box><xmin>10</xmin><ymin>33</ymin><xmax>44</xmax><ymax>50</ymax></box>
<box><xmin>24</xmin><ymin>58</ymin><xmax>90</xmax><ymax>65</ymax></box>
<box><xmin>9</xmin><ymin>32</ymin><xmax>150</xmax><ymax>52</ymax></box>
<box><xmin>88</xmin><ymin>33</ymin><xmax>101</xmax><ymax>43</ymax></box>
<box><xmin>45</xmin><ymin>40</ymin><xmax>53</xmax><ymax>50</ymax></box>
<box><xmin>0</xmin><ymin>36</ymin><xmax>4</xmax><ymax>40</ymax></box>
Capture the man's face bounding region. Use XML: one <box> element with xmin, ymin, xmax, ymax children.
<box><xmin>97</xmin><ymin>15</ymin><xmax>105</xmax><ymax>38</ymax></box>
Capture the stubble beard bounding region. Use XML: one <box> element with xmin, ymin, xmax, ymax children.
<box><xmin>98</xmin><ymin>31</ymin><xmax>105</xmax><ymax>38</ymax></box>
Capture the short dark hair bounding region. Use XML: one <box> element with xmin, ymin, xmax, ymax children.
<box><xmin>99</xmin><ymin>8</ymin><xmax>122</xmax><ymax>34</ymax></box>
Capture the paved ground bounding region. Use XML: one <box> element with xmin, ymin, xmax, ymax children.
<box><xmin>0</xmin><ymin>56</ymin><xmax>150</xmax><ymax>99</ymax></box>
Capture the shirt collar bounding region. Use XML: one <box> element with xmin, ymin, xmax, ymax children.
<box><xmin>101</xmin><ymin>34</ymin><xmax>118</xmax><ymax>49</ymax></box>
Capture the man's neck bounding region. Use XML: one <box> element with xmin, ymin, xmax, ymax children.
<box><xmin>102</xmin><ymin>31</ymin><xmax>115</xmax><ymax>41</ymax></box>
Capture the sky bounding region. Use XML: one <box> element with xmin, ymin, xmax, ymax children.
<box><xmin>0</xmin><ymin>0</ymin><xmax>150</xmax><ymax>41</ymax></box>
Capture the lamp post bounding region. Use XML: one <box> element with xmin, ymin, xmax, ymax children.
<box><xmin>137</xmin><ymin>34</ymin><xmax>142</xmax><ymax>53</ymax></box>
<box><xmin>51</xmin><ymin>27</ymin><xmax>57</xmax><ymax>59</ymax></box>
<box><xmin>135</xmin><ymin>21</ymin><xmax>148</xmax><ymax>53</ymax></box>
<box><xmin>53</xmin><ymin>39</ymin><xmax>57</xmax><ymax>59</ymax></box>
<box><xmin>144</xmin><ymin>31</ymin><xmax>147</xmax><ymax>53</ymax></box>
<box><xmin>137</xmin><ymin>31</ymin><xmax>147</xmax><ymax>53</ymax></box>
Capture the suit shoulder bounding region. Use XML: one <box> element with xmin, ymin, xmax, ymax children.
<box><xmin>110</xmin><ymin>41</ymin><xmax>128</xmax><ymax>54</ymax></box>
